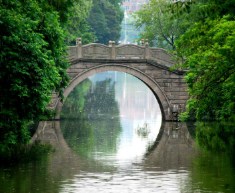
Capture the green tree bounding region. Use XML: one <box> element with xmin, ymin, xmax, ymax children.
<box><xmin>61</xmin><ymin>79</ymin><xmax>92</xmax><ymax>119</ymax></box>
<box><xmin>134</xmin><ymin>0</ymin><xmax>190</xmax><ymax>49</ymax></box>
<box><xmin>87</xmin><ymin>0</ymin><xmax>123</xmax><ymax>44</ymax></box>
<box><xmin>61</xmin><ymin>78</ymin><xmax>121</xmax><ymax>156</ymax></box>
<box><xmin>64</xmin><ymin>0</ymin><xmax>95</xmax><ymax>45</ymax></box>
<box><xmin>195</xmin><ymin>122</ymin><xmax>235</xmax><ymax>154</ymax></box>
<box><xmin>0</xmin><ymin>0</ymin><xmax>72</xmax><ymax>156</ymax></box>
<box><xmin>176</xmin><ymin>0</ymin><xmax>235</xmax><ymax>121</ymax></box>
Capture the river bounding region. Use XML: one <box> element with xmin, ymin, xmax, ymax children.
<box><xmin>0</xmin><ymin>72</ymin><xmax>234</xmax><ymax>193</ymax></box>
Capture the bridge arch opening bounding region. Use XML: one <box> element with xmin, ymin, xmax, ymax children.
<box><xmin>60</xmin><ymin>70</ymin><xmax>163</xmax><ymax>160</ymax></box>
<box><xmin>56</xmin><ymin>64</ymin><xmax>171</xmax><ymax>121</ymax></box>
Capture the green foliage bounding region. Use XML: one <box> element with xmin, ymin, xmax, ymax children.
<box><xmin>134</xmin><ymin>0</ymin><xmax>235</xmax><ymax>121</ymax></box>
<box><xmin>0</xmin><ymin>142</ymin><xmax>52</xmax><ymax>166</ymax></box>
<box><xmin>61</xmin><ymin>79</ymin><xmax>92</xmax><ymax>119</ymax></box>
<box><xmin>176</xmin><ymin>4</ymin><xmax>235</xmax><ymax>121</ymax></box>
<box><xmin>61</xmin><ymin>78</ymin><xmax>121</xmax><ymax>156</ymax></box>
<box><xmin>85</xmin><ymin>79</ymin><xmax>120</xmax><ymax>117</ymax></box>
<box><xmin>37</xmin><ymin>0</ymin><xmax>95</xmax><ymax>45</ymax></box>
<box><xmin>195</xmin><ymin>122</ymin><xmax>235</xmax><ymax>156</ymax></box>
<box><xmin>138</xmin><ymin>0</ymin><xmax>235</xmax><ymax>121</ymax></box>
<box><xmin>134</xmin><ymin>0</ymin><xmax>191</xmax><ymax>49</ymax></box>
<box><xmin>87</xmin><ymin>0</ymin><xmax>123</xmax><ymax>44</ymax></box>
<box><xmin>189</xmin><ymin>149</ymin><xmax>235</xmax><ymax>192</ymax></box>
<box><xmin>64</xmin><ymin>0</ymin><xmax>95</xmax><ymax>45</ymax></box>
<box><xmin>0</xmin><ymin>0</ymin><xmax>70</xmax><ymax>154</ymax></box>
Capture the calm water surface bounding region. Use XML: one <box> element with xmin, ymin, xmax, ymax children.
<box><xmin>0</xmin><ymin>72</ymin><xmax>234</xmax><ymax>193</ymax></box>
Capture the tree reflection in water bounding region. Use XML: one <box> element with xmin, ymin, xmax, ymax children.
<box><xmin>61</xmin><ymin>78</ymin><xmax>121</xmax><ymax>157</ymax></box>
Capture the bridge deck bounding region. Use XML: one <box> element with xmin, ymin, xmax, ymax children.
<box><xmin>68</xmin><ymin>41</ymin><xmax>175</xmax><ymax>68</ymax></box>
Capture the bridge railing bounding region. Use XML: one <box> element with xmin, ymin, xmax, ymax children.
<box><xmin>68</xmin><ymin>38</ymin><xmax>174</xmax><ymax>67</ymax></box>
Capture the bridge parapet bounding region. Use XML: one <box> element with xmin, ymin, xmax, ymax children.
<box><xmin>68</xmin><ymin>38</ymin><xmax>175</xmax><ymax>67</ymax></box>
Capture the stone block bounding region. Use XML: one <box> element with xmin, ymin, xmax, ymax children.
<box><xmin>171</xmin><ymin>78</ymin><xmax>185</xmax><ymax>83</ymax></box>
<box><xmin>164</xmin><ymin>87</ymin><xmax>180</xmax><ymax>92</ymax></box>
<box><xmin>70</xmin><ymin>63</ymin><xmax>86</xmax><ymax>69</ymax></box>
<box><xmin>169</xmin><ymin>74</ymin><xmax>182</xmax><ymax>79</ymax></box>
<box><xmin>154</xmin><ymin>79</ymin><xmax>164</xmax><ymax>83</ymax></box>
<box><xmin>67</xmin><ymin>68</ymin><xmax>85</xmax><ymax>73</ymax></box>
<box><xmin>67</xmin><ymin>72</ymin><xmax>78</xmax><ymax>79</ymax></box>
<box><xmin>164</xmin><ymin>83</ymin><xmax>171</xmax><ymax>87</ymax></box>
<box><xmin>170</xmin><ymin>99</ymin><xmax>187</xmax><ymax>104</ymax></box>
<box><xmin>178</xmin><ymin>92</ymin><xmax>188</xmax><ymax>96</ymax></box>
<box><xmin>157</xmin><ymin>82</ymin><xmax>165</xmax><ymax>87</ymax></box>
<box><xmin>172</xmin><ymin>82</ymin><xmax>184</xmax><ymax>87</ymax></box>
<box><xmin>163</xmin><ymin>79</ymin><xmax>172</xmax><ymax>83</ymax></box>
<box><xmin>177</xmin><ymin>95</ymin><xmax>189</xmax><ymax>100</ymax></box>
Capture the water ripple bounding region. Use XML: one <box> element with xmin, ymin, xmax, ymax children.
<box><xmin>59</xmin><ymin>169</ymin><xmax>189</xmax><ymax>193</ymax></box>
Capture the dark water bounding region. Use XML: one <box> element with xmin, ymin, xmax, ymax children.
<box><xmin>0</xmin><ymin>72</ymin><xmax>234</xmax><ymax>193</ymax></box>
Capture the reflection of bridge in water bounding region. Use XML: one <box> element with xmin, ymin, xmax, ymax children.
<box><xmin>32</xmin><ymin>121</ymin><xmax>196</xmax><ymax>178</ymax></box>
<box><xmin>49</xmin><ymin>39</ymin><xmax>188</xmax><ymax>121</ymax></box>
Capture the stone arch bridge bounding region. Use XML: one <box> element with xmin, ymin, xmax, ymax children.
<box><xmin>50</xmin><ymin>40</ymin><xmax>188</xmax><ymax>121</ymax></box>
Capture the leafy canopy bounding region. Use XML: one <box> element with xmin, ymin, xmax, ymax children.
<box><xmin>176</xmin><ymin>0</ymin><xmax>235</xmax><ymax>121</ymax></box>
<box><xmin>87</xmin><ymin>0</ymin><xmax>123</xmax><ymax>44</ymax></box>
<box><xmin>134</xmin><ymin>0</ymin><xmax>191</xmax><ymax>49</ymax></box>
<box><xmin>0</xmin><ymin>0</ymin><xmax>71</xmax><ymax>154</ymax></box>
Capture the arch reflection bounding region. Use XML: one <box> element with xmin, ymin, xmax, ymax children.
<box><xmin>61</xmin><ymin>71</ymin><xmax>162</xmax><ymax>163</ymax></box>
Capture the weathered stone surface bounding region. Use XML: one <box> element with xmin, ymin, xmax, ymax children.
<box><xmin>82</xmin><ymin>44</ymin><xmax>111</xmax><ymax>59</ymax></box>
<box><xmin>116</xmin><ymin>44</ymin><xmax>145</xmax><ymax>59</ymax></box>
<box><xmin>144</xmin><ymin>122</ymin><xmax>197</xmax><ymax>169</ymax></box>
<box><xmin>51</xmin><ymin>44</ymin><xmax>189</xmax><ymax>121</ymax></box>
<box><xmin>164</xmin><ymin>87</ymin><xmax>187</xmax><ymax>92</ymax></box>
<box><xmin>67</xmin><ymin>68</ymin><xmax>85</xmax><ymax>73</ymax></box>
